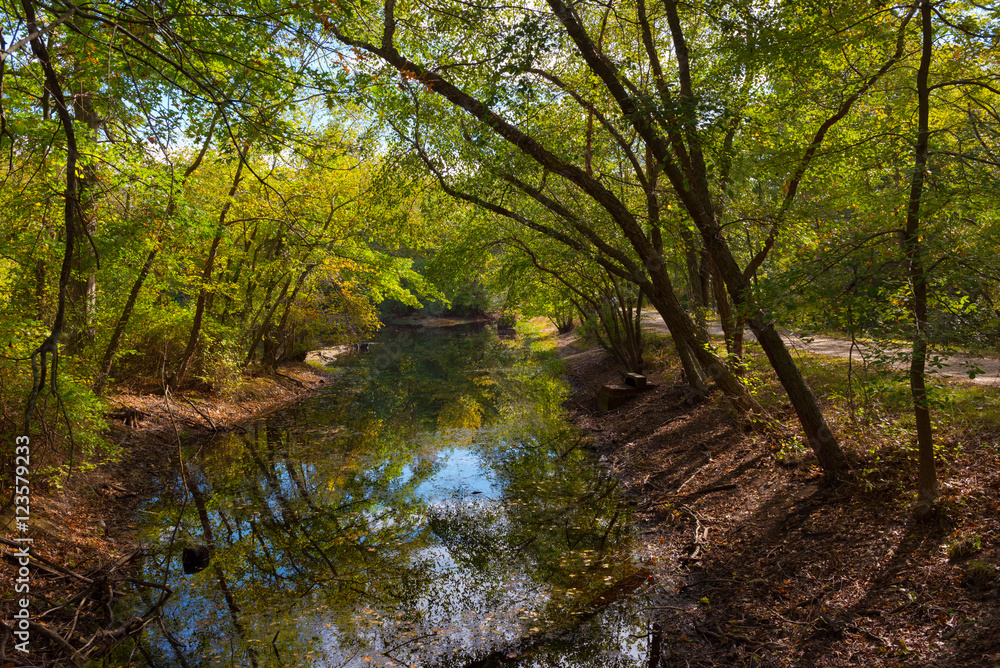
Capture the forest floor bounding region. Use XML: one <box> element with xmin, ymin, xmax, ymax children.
<box><xmin>559</xmin><ymin>331</ymin><xmax>1000</xmax><ymax>667</ymax></box>
<box><xmin>0</xmin><ymin>361</ymin><xmax>334</xmax><ymax>666</ymax></box>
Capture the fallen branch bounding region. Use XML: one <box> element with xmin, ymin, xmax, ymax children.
<box><xmin>678</xmin><ymin>505</ymin><xmax>709</xmax><ymax>561</ymax></box>
<box><xmin>79</xmin><ymin>615</ymin><xmax>148</xmax><ymax>656</ymax></box>
<box><xmin>0</xmin><ymin>538</ymin><xmax>94</xmax><ymax>584</ymax></box>
<box><xmin>181</xmin><ymin>396</ymin><xmax>219</xmax><ymax>430</ymax></box>
<box><xmin>28</xmin><ymin>622</ymin><xmax>83</xmax><ymax>666</ymax></box>
<box><xmin>674</xmin><ymin>455</ymin><xmax>712</xmax><ymax>493</ymax></box>
<box><xmin>274</xmin><ymin>370</ymin><xmax>306</xmax><ymax>388</ymax></box>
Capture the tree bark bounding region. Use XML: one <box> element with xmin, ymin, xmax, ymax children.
<box><xmin>551</xmin><ymin>0</ymin><xmax>847</xmax><ymax>478</ymax></box>
<box><xmin>710</xmin><ymin>256</ymin><xmax>744</xmax><ymax>365</ymax></box>
<box><xmin>172</xmin><ymin>157</ymin><xmax>245</xmax><ymax>389</ymax></box>
<box><xmin>243</xmin><ymin>274</ymin><xmax>292</xmax><ymax>369</ymax></box>
<box><xmin>65</xmin><ymin>89</ymin><xmax>101</xmax><ymax>353</ymax></box>
<box><xmin>265</xmin><ymin>264</ymin><xmax>317</xmax><ymax>366</ymax></box>
<box><xmin>678</xmin><ymin>225</ymin><xmax>708</xmax><ymax>335</ymax></box>
<box><xmin>22</xmin><ymin>0</ymin><xmax>78</xmax><ymax>432</ymax></box>
<box><xmin>92</xmin><ymin>246</ymin><xmax>157</xmax><ymax>395</ymax></box>
<box><xmin>905</xmin><ymin>0</ymin><xmax>937</xmax><ymax>517</ymax></box>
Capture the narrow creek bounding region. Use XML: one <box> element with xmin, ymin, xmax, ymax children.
<box><xmin>121</xmin><ymin>325</ymin><xmax>658</xmax><ymax>667</ymax></box>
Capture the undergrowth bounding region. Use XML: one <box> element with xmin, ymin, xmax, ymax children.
<box><xmin>642</xmin><ymin>331</ymin><xmax>1000</xmax><ymax>504</ymax></box>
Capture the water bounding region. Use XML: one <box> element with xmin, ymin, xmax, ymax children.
<box><xmin>123</xmin><ymin>326</ymin><xmax>656</xmax><ymax>667</ymax></box>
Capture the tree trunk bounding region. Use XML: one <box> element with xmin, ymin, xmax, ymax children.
<box><xmin>243</xmin><ymin>275</ymin><xmax>292</xmax><ymax>369</ymax></box>
<box><xmin>172</xmin><ymin>156</ymin><xmax>245</xmax><ymax>389</ymax></box>
<box><xmin>750</xmin><ymin>319</ymin><xmax>848</xmax><ymax>475</ymax></box>
<box><xmin>906</xmin><ymin>0</ymin><xmax>936</xmax><ymax>517</ymax></box>
<box><xmin>93</xmin><ymin>247</ymin><xmax>157</xmax><ymax>395</ymax></box>
<box><xmin>266</xmin><ymin>264</ymin><xmax>317</xmax><ymax>366</ymax></box>
<box><xmin>34</xmin><ymin>257</ymin><xmax>48</xmax><ymax>321</ymax></box>
<box><xmin>678</xmin><ymin>225</ymin><xmax>707</xmax><ymax>335</ymax></box>
<box><xmin>22</xmin><ymin>0</ymin><xmax>77</xmax><ymax>433</ymax></box>
<box><xmin>644</xmin><ymin>283</ymin><xmax>759</xmax><ymax>416</ymax></box>
<box><xmin>65</xmin><ymin>86</ymin><xmax>102</xmax><ymax>353</ymax></box>
<box><xmin>709</xmin><ymin>257</ymin><xmax>737</xmax><ymax>359</ymax></box>
<box><xmin>172</xmin><ymin>231</ymin><xmax>223</xmax><ymax>389</ymax></box>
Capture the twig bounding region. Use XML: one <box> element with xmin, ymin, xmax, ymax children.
<box><xmin>105</xmin><ymin>548</ymin><xmax>145</xmax><ymax>574</ymax></box>
<box><xmin>691</xmin><ymin>483</ymin><xmax>738</xmax><ymax>496</ymax></box>
<box><xmin>764</xmin><ymin>606</ymin><xmax>814</xmax><ymax>626</ymax></box>
<box><xmin>29</xmin><ymin>621</ymin><xmax>82</xmax><ymax>666</ymax></box>
<box><xmin>675</xmin><ymin>457</ymin><xmax>711</xmax><ymax>493</ymax></box>
<box><xmin>889</xmin><ymin>598</ymin><xmax>917</xmax><ymax>614</ymax></box>
<box><xmin>1</xmin><ymin>549</ymin><xmax>77</xmax><ymax>582</ymax></box>
<box><xmin>0</xmin><ymin>539</ymin><xmax>94</xmax><ymax>584</ymax></box>
<box><xmin>648</xmin><ymin>605</ymin><xmax>691</xmax><ymax>611</ymax></box>
<box><xmin>66</xmin><ymin>595</ymin><xmax>87</xmax><ymax>647</ymax></box>
<box><xmin>181</xmin><ymin>396</ymin><xmax>218</xmax><ymax>430</ymax></box>
<box><xmin>274</xmin><ymin>370</ymin><xmax>306</xmax><ymax>388</ymax></box>
<box><xmin>157</xmin><ymin>615</ymin><xmax>192</xmax><ymax>668</ymax></box>
<box><xmin>679</xmin><ymin>578</ymin><xmax>742</xmax><ymax>589</ymax></box>
<box><xmin>678</xmin><ymin>505</ymin><xmax>709</xmax><ymax>561</ymax></box>
<box><xmin>383</xmin><ymin>632</ymin><xmax>438</xmax><ymax>656</ymax></box>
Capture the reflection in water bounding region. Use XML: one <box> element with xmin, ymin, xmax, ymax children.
<box><xmin>124</xmin><ymin>327</ymin><xmax>654</xmax><ymax>667</ymax></box>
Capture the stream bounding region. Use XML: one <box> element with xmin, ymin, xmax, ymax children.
<box><xmin>120</xmin><ymin>325</ymin><xmax>658</xmax><ymax>667</ymax></box>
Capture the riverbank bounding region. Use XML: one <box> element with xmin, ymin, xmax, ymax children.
<box><xmin>558</xmin><ymin>332</ymin><xmax>1000</xmax><ymax>667</ymax></box>
<box><xmin>0</xmin><ymin>360</ymin><xmax>334</xmax><ymax>666</ymax></box>
<box><xmin>5</xmin><ymin>327</ymin><xmax>998</xmax><ymax>666</ymax></box>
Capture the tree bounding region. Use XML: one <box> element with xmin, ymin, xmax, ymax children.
<box><xmin>0</xmin><ymin>0</ymin><xmax>445</xmax><ymax>482</ymax></box>
<box><xmin>18</xmin><ymin>0</ymin><xmax>81</xmax><ymax>435</ymax></box>
<box><xmin>315</xmin><ymin>0</ymin><xmax>934</xmax><ymax>478</ymax></box>
<box><xmin>902</xmin><ymin>0</ymin><xmax>936</xmax><ymax>516</ymax></box>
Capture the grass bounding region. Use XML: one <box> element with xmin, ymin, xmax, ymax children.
<box><xmin>947</xmin><ymin>534</ymin><xmax>982</xmax><ymax>562</ymax></box>
<box><xmin>752</xmin><ymin>340</ymin><xmax>1000</xmax><ymax>433</ymax></box>
<box><xmin>637</xmin><ymin>329</ymin><xmax>1000</xmax><ymax>502</ymax></box>
<box><xmin>642</xmin><ymin>331</ymin><xmax>677</xmax><ymax>373</ymax></box>
<box><xmin>577</xmin><ymin>319</ymin><xmax>999</xmax><ymax>476</ymax></box>
<box><xmin>962</xmin><ymin>560</ymin><xmax>996</xmax><ymax>588</ymax></box>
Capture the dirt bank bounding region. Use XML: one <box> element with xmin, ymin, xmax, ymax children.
<box><xmin>0</xmin><ymin>361</ymin><xmax>334</xmax><ymax>666</ymax></box>
<box><xmin>558</xmin><ymin>333</ymin><xmax>1000</xmax><ymax>668</ymax></box>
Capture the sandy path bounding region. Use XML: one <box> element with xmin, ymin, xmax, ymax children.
<box><xmin>642</xmin><ymin>315</ymin><xmax>1000</xmax><ymax>387</ymax></box>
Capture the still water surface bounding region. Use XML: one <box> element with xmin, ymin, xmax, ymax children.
<box><xmin>126</xmin><ymin>326</ymin><xmax>655</xmax><ymax>666</ymax></box>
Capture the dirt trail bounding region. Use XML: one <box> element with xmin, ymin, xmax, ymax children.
<box><xmin>643</xmin><ymin>314</ymin><xmax>1000</xmax><ymax>386</ymax></box>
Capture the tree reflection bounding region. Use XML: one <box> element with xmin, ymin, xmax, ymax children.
<box><xmin>124</xmin><ymin>327</ymin><xmax>649</xmax><ymax>667</ymax></box>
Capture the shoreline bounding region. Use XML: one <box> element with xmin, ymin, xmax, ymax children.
<box><xmin>0</xmin><ymin>360</ymin><xmax>336</xmax><ymax>666</ymax></box>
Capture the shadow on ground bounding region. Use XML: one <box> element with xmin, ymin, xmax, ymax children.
<box><xmin>560</xmin><ymin>333</ymin><xmax>1000</xmax><ymax>668</ymax></box>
